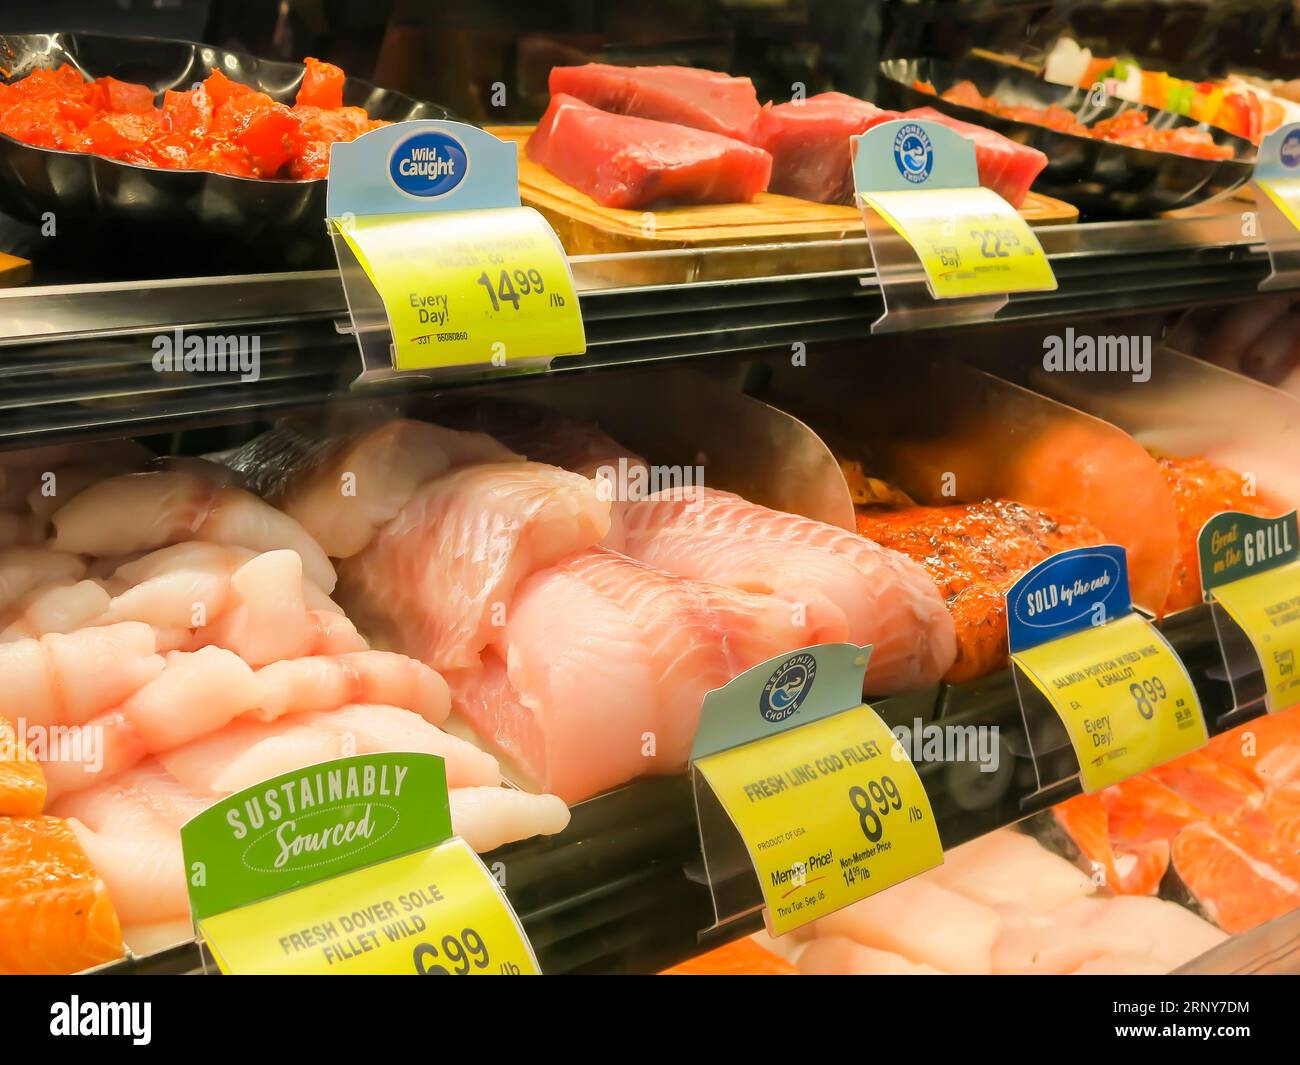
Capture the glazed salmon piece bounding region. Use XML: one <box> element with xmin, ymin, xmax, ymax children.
<box><xmin>1171</xmin><ymin>818</ymin><xmax>1300</xmax><ymax>934</ymax></box>
<box><xmin>854</xmin><ymin>499</ymin><xmax>1105</xmax><ymax>683</ymax></box>
<box><xmin>0</xmin><ymin>815</ymin><xmax>123</xmax><ymax>974</ymax></box>
<box><xmin>0</xmin><ymin>716</ymin><xmax>45</xmax><ymax>816</ymax></box>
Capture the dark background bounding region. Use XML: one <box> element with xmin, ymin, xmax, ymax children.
<box><xmin>4</xmin><ymin>1</ymin><xmax>1300</xmax><ymax>120</ymax></box>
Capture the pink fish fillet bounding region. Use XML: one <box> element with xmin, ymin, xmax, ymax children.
<box><xmin>223</xmin><ymin>417</ymin><xmax>520</xmax><ymax>559</ymax></box>
<box><xmin>0</xmin><ymin>546</ymin><xmax>86</xmax><ymax>612</ymax></box>
<box><xmin>796</xmin><ymin>936</ymin><xmax>945</xmax><ymax>975</ymax></box>
<box><xmin>189</xmin><ymin>550</ymin><xmax>367</xmax><ymax>666</ymax></box>
<box><xmin>526</xmin><ymin>94</ymin><xmax>772</xmax><ymax>210</ymax></box>
<box><xmin>0</xmin><ymin>579</ymin><xmax>111</xmax><ymax>641</ymax></box>
<box><xmin>159</xmin><ymin>704</ymin><xmax>502</xmax><ymax>796</ymax></box>
<box><xmin>549</xmin><ymin>63</ymin><xmax>762</xmax><ymax>142</ymax></box>
<box><xmin>448</xmin><ymin>787</ymin><xmax>571</xmax><ymax>853</ymax></box>
<box><xmin>99</xmin><ymin>542</ymin><xmax>340</xmax><ymax>630</ymax></box>
<box><xmin>50</xmin><ymin>470</ymin><xmax>337</xmax><ymax>593</ymax></box>
<box><xmin>452</xmin><ymin>547</ymin><xmax>846</xmax><ymax>802</ymax></box>
<box><xmin>748</xmin><ymin>93</ymin><xmax>901</xmax><ymax>205</ymax></box>
<box><xmin>40</xmin><ymin>646</ymin><xmax>263</xmax><ymax>800</ymax></box>
<box><xmin>618</xmin><ymin>488</ymin><xmax>956</xmax><ymax>692</ymax></box>
<box><xmin>812</xmin><ymin>878</ymin><xmax>1000</xmax><ymax>974</ymax></box>
<box><xmin>0</xmin><ymin>622</ymin><xmax>164</xmax><ymax>729</ymax></box>
<box><xmin>992</xmin><ymin>896</ymin><xmax>1227</xmax><ymax>974</ymax></box>
<box><xmin>53</xmin><ymin>761</ymin><xmax>211</xmax><ymax>925</ymax></box>
<box><xmin>254</xmin><ymin>651</ymin><xmax>450</xmax><ymax>725</ymax></box>
<box><xmin>339</xmin><ymin>462</ymin><xmax>611</xmax><ymax>674</ymax></box>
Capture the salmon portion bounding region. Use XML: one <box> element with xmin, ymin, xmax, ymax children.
<box><xmin>0</xmin><ymin>716</ymin><xmax>45</xmax><ymax>816</ymax></box>
<box><xmin>1172</xmin><ymin>818</ymin><xmax>1300</xmax><ymax>934</ymax></box>
<box><xmin>1055</xmin><ymin>705</ymin><xmax>1300</xmax><ymax>933</ymax></box>
<box><xmin>0</xmin><ymin>815</ymin><xmax>123</xmax><ymax>973</ymax></box>
<box><xmin>1148</xmin><ymin>752</ymin><xmax>1264</xmax><ymax>817</ymax></box>
<box><xmin>1157</xmin><ymin>456</ymin><xmax>1277</xmax><ymax>613</ymax></box>
<box><xmin>1005</xmin><ymin>421</ymin><xmax>1180</xmax><ymax>612</ymax></box>
<box><xmin>855</xmin><ymin>499</ymin><xmax>1105</xmax><ymax>683</ymax></box>
<box><xmin>1054</xmin><ymin>790</ymin><xmax>1171</xmax><ymax>896</ymax></box>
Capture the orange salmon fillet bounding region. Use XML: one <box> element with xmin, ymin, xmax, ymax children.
<box><xmin>0</xmin><ymin>716</ymin><xmax>45</xmax><ymax>816</ymax></box>
<box><xmin>855</xmin><ymin>499</ymin><xmax>1104</xmax><ymax>683</ymax></box>
<box><xmin>0</xmin><ymin>816</ymin><xmax>124</xmax><ymax>974</ymax></box>
<box><xmin>1172</xmin><ymin>817</ymin><xmax>1300</xmax><ymax>934</ymax></box>
<box><xmin>1157</xmin><ymin>456</ymin><xmax>1277</xmax><ymax>614</ymax></box>
<box><xmin>660</xmin><ymin>937</ymin><xmax>798</xmax><ymax>975</ymax></box>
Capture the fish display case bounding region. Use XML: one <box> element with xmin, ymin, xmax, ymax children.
<box><xmin>2</xmin><ymin>0</ymin><xmax>1300</xmax><ymax>986</ymax></box>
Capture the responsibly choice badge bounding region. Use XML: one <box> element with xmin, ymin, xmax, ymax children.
<box><xmin>853</xmin><ymin>118</ymin><xmax>1056</xmax><ymax>299</ymax></box>
<box><xmin>180</xmin><ymin>753</ymin><xmax>540</xmax><ymax>975</ymax></box>
<box><xmin>1008</xmin><ymin>546</ymin><xmax>1207</xmax><ymax>792</ymax></box>
<box><xmin>692</xmin><ymin>644</ymin><xmax>942</xmax><ymax>936</ymax></box>
<box><xmin>1199</xmin><ymin>510</ymin><xmax>1300</xmax><ymax>714</ymax></box>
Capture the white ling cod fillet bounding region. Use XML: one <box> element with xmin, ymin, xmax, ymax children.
<box><xmin>619</xmin><ymin>487</ymin><xmax>956</xmax><ymax>693</ymax></box>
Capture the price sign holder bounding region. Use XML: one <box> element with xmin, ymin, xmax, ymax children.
<box><xmin>1198</xmin><ymin>510</ymin><xmax>1300</xmax><ymax>715</ymax></box>
<box><xmin>851</xmin><ymin>119</ymin><xmax>1056</xmax><ymax>334</ymax></box>
<box><xmin>180</xmin><ymin>753</ymin><xmax>539</xmax><ymax>975</ymax></box>
<box><xmin>1007</xmin><ymin>545</ymin><xmax>1207</xmax><ymax>796</ymax></box>
<box><xmin>1251</xmin><ymin>124</ymin><xmax>1300</xmax><ymax>291</ymax></box>
<box><xmin>326</xmin><ymin>122</ymin><xmax>585</xmax><ymax>385</ymax></box>
<box><xmin>690</xmin><ymin>643</ymin><xmax>943</xmax><ymax>938</ymax></box>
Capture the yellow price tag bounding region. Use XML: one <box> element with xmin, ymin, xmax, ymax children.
<box><xmin>198</xmin><ymin>837</ymin><xmax>540</xmax><ymax>975</ymax></box>
<box><xmin>694</xmin><ymin>704</ymin><xmax>942</xmax><ymax>936</ymax></box>
<box><xmin>1210</xmin><ymin>558</ymin><xmax>1300</xmax><ymax>714</ymax></box>
<box><xmin>336</xmin><ymin>206</ymin><xmax>584</xmax><ymax>371</ymax></box>
<box><xmin>860</xmin><ymin>186</ymin><xmax>1056</xmax><ymax>298</ymax></box>
<box><xmin>1013</xmin><ymin>613</ymin><xmax>1207</xmax><ymax>792</ymax></box>
<box><xmin>1255</xmin><ymin>178</ymin><xmax>1300</xmax><ymax>233</ymax></box>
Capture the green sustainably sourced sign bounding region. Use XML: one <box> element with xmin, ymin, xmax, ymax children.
<box><xmin>180</xmin><ymin>753</ymin><xmax>452</xmax><ymax>922</ymax></box>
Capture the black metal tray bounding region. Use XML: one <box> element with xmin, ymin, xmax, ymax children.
<box><xmin>878</xmin><ymin>56</ymin><xmax>1255</xmax><ymax>218</ymax></box>
<box><xmin>0</xmin><ymin>32</ymin><xmax>451</xmax><ymax>270</ymax></box>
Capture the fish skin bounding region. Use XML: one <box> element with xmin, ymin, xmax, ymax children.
<box><xmin>855</xmin><ymin>499</ymin><xmax>1105</xmax><ymax>683</ymax></box>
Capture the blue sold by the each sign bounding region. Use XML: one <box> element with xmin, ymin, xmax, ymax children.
<box><xmin>1005</xmin><ymin>545</ymin><xmax>1132</xmax><ymax>653</ymax></box>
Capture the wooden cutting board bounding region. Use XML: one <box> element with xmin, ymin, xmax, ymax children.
<box><xmin>488</xmin><ymin>124</ymin><xmax>1078</xmax><ymax>283</ymax></box>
